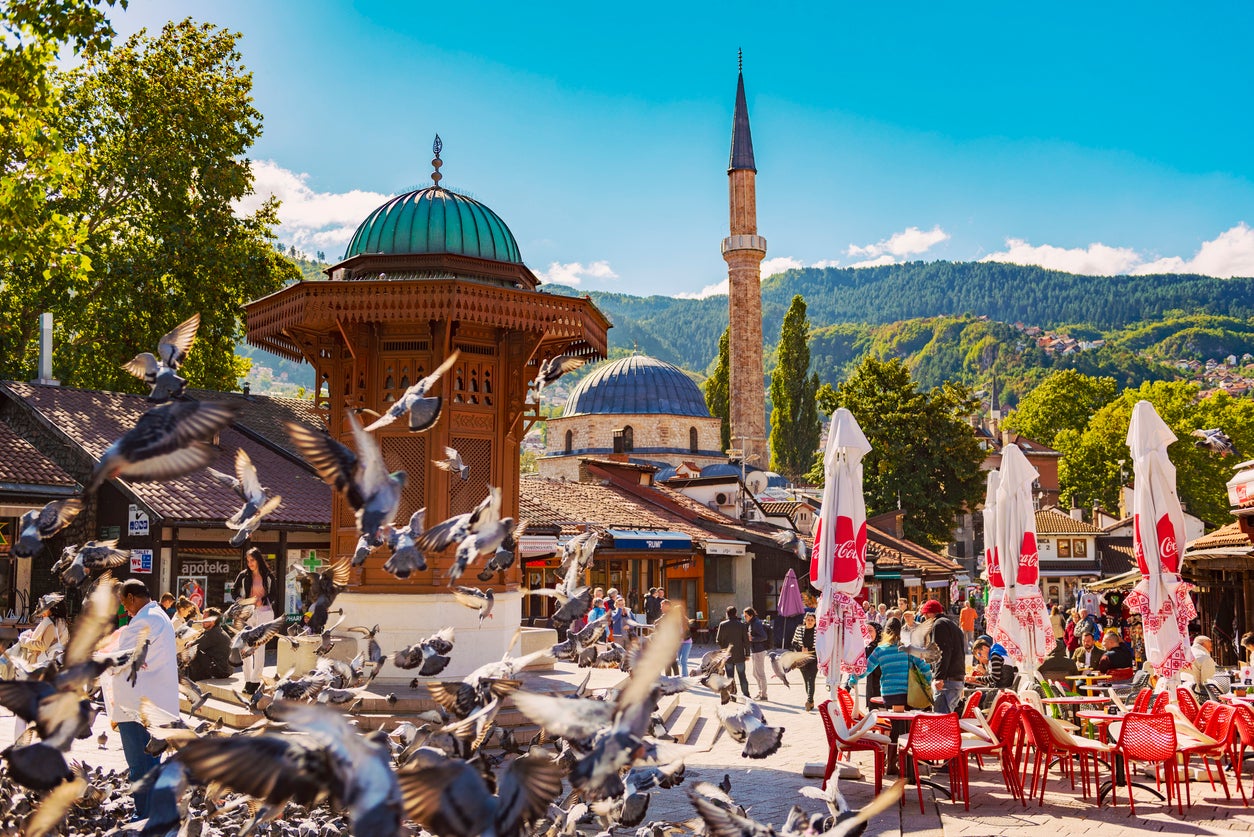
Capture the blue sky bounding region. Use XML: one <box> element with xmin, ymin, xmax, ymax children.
<box><xmin>112</xmin><ymin>2</ymin><xmax>1254</xmax><ymax>296</ymax></box>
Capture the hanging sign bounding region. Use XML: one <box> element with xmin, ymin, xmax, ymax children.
<box><xmin>127</xmin><ymin>505</ymin><xmax>150</xmax><ymax>537</ymax></box>
<box><xmin>131</xmin><ymin>548</ymin><xmax>153</xmax><ymax>574</ymax></box>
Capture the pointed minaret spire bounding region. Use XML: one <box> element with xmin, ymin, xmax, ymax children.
<box><xmin>729</xmin><ymin>52</ymin><xmax>756</xmax><ymax>173</ymax></box>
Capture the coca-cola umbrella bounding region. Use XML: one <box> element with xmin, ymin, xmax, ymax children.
<box><xmin>994</xmin><ymin>443</ymin><xmax>1052</xmax><ymax>681</ymax></box>
<box><xmin>811</xmin><ymin>408</ymin><xmax>875</xmax><ymax>696</ymax></box>
<box><xmin>983</xmin><ymin>469</ymin><xmax>1009</xmax><ymax>651</ymax></box>
<box><xmin>1123</xmin><ymin>400</ymin><xmax>1196</xmax><ymax>684</ymax></box>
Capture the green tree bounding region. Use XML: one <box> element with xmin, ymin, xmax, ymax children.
<box><xmin>704</xmin><ymin>327</ymin><xmax>731</xmax><ymax>451</ymax></box>
<box><xmin>0</xmin><ymin>0</ymin><xmax>124</xmax><ymax>375</ymax></box>
<box><xmin>808</xmin><ymin>356</ymin><xmax>985</xmax><ymax>548</ymax></box>
<box><xmin>1002</xmin><ymin>369</ymin><xmax>1118</xmax><ymax>448</ymax></box>
<box><xmin>768</xmin><ymin>295</ymin><xmax>820</xmax><ymax>480</ymax></box>
<box><xmin>1057</xmin><ymin>381</ymin><xmax>1254</xmax><ymax>525</ymax></box>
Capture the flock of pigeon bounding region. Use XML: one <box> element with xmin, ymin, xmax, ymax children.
<box><xmin>0</xmin><ymin>315</ymin><xmax>906</xmax><ymax>835</ymax></box>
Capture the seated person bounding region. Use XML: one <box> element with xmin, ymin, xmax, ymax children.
<box><xmin>1038</xmin><ymin>637</ymin><xmax>1079</xmax><ymax>680</ymax></box>
<box><xmin>1072</xmin><ymin>629</ymin><xmax>1101</xmax><ymax>670</ymax></box>
<box><xmin>186</xmin><ymin>608</ymin><xmax>235</xmax><ymax>681</ymax></box>
<box><xmin>1096</xmin><ymin>629</ymin><xmax>1135</xmax><ymax>680</ymax></box>
<box><xmin>965</xmin><ymin>638</ymin><xmax>1017</xmax><ymax>689</ymax></box>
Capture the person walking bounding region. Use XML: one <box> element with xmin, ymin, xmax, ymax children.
<box><xmin>920</xmin><ymin>599</ymin><xmax>964</xmax><ymax>714</ymax></box>
<box><xmin>959</xmin><ymin>600</ymin><xmax>978</xmax><ymax>651</ymax></box>
<box><xmin>103</xmin><ymin>579</ymin><xmax>178</xmax><ymax>820</ymax></box>
<box><xmin>745</xmin><ymin>607</ymin><xmax>770</xmax><ymax>700</ymax></box>
<box><xmin>643</xmin><ymin>588</ymin><xmax>662</xmax><ymax>624</ymax></box>
<box><xmin>232</xmin><ymin>548</ymin><xmax>277</xmax><ymax>695</ymax></box>
<box><xmin>1064</xmin><ymin>609</ymin><xmax>1082</xmax><ymax>652</ymax></box>
<box><xmin>849</xmin><ymin>617</ymin><xmax>932</xmax><ymax>775</ymax></box>
<box><xmin>715</xmin><ymin>605</ymin><xmax>750</xmax><ymax>696</ymax></box>
<box><xmin>792</xmin><ymin>611</ymin><xmax>819</xmax><ymax>711</ymax></box>
<box><xmin>1049</xmin><ymin>604</ymin><xmax>1065</xmax><ymax>641</ymax></box>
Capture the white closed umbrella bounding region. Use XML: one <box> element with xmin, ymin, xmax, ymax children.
<box><xmin>1123</xmin><ymin>400</ymin><xmax>1196</xmax><ymax>683</ymax></box>
<box><xmin>995</xmin><ymin>444</ymin><xmax>1052</xmax><ymax>682</ymax></box>
<box><xmin>812</xmin><ymin>408</ymin><xmax>875</xmax><ymax>697</ymax></box>
<box><xmin>983</xmin><ymin>469</ymin><xmax>1007</xmax><ymax>648</ymax></box>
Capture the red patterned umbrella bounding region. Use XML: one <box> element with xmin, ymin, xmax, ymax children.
<box><xmin>1123</xmin><ymin>400</ymin><xmax>1195</xmax><ymax>681</ymax></box>
<box><xmin>994</xmin><ymin>443</ymin><xmax>1052</xmax><ymax>677</ymax></box>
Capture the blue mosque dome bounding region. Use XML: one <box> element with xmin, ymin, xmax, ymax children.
<box><xmin>562</xmin><ymin>356</ymin><xmax>710</xmax><ymax>418</ymax></box>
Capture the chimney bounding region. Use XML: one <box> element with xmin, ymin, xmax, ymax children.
<box><xmin>33</xmin><ymin>313</ymin><xmax>59</xmax><ymax>385</ymax></box>
<box><xmin>1069</xmin><ymin>507</ymin><xmax>1083</xmax><ymax>522</ymax></box>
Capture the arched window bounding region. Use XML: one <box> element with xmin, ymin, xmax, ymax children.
<box><xmin>622</xmin><ymin>425</ymin><xmax>634</xmax><ymax>452</ymax></box>
<box><xmin>564</xmin><ymin>429</ymin><xmax>573</xmax><ymax>454</ymax></box>
<box><xmin>689</xmin><ymin>426</ymin><xmax>699</xmax><ymax>453</ymax></box>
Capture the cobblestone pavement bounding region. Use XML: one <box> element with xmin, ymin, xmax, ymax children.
<box><xmin>3</xmin><ymin>649</ymin><xmax>1254</xmax><ymax>835</ymax></box>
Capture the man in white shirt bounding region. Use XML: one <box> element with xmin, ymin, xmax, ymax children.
<box><xmin>106</xmin><ymin>579</ymin><xmax>179</xmax><ymax>820</ymax></box>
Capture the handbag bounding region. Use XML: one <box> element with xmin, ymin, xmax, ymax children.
<box><xmin>907</xmin><ymin>658</ymin><xmax>934</xmax><ymax>710</ymax></box>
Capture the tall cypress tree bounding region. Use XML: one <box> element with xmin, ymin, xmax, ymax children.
<box><xmin>704</xmin><ymin>327</ymin><xmax>731</xmax><ymax>451</ymax></box>
<box><xmin>769</xmin><ymin>295</ymin><xmax>821</xmax><ymax>480</ymax></box>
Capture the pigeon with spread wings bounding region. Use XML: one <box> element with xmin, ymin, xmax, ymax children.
<box><xmin>50</xmin><ymin>540</ymin><xmax>131</xmax><ymax>588</ymax></box>
<box><xmin>287</xmin><ymin>412</ymin><xmax>405</xmax><ymax>547</ymax></box>
<box><xmin>532</xmin><ymin>354</ymin><xmax>586</xmax><ymax>392</ymax></box>
<box><xmin>11</xmin><ymin>497</ymin><xmax>83</xmax><ymax>559</ymax></box>
<box><xmin>363</xmin><ymin>351</ymin><xmax>460</xmax><ymax>433</ymax></box>
<box><xmin>209</xmin><ymin>448</ymin><xmax>282</xmax><ymax>547</ymax></box>
<box><xmin>121</xmin><ymin>313</ymin><xmax>200</xmax><ymax>402</ymax></box>
<box><xmin>87</xmin><ymin>399</ymin><xmax>241</xmax><ymax>494</ymax></box>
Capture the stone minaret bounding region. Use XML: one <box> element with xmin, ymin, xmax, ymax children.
<box><xmin>722</xmin><ymin>55</ymin><xmax>768</xmax><ymax>465</ymax></box>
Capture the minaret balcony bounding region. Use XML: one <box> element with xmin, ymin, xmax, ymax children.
<box><xmin>721</xmin><ymin>235</ymin><xmax>768</xmax><ymax>255</ymax></box>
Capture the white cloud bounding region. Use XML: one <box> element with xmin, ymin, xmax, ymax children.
<box><xmin>759</xmin><ymin>256</ymin><xmax>805</xmax><ymax>277</ymax></box>
<box><xmin>536</xmin><ymin>260</ymin><xmax>618</xmax><ymax>287</ymax></box>
<box><xmin>846</xmin><ymin>254</ymin><xmax>899</xmax><ymax>269</ymax></box>
<box><xmin>237</xmin><ymin>160</ymin><xmax>389</xmax><ymax>257</ymax></box>
<box><xmin>1133</xmin><ymin>223</ymin><xmax>1254</xmax><ymax>277</ymax></box>
<box><xmin>983</xmin><ymin>225</ymin><xmax>1254</xmax><ymax>278</ymax></box>
<box><xmin>847</xmin><ymin>225</ymin><xmax>950</xmax><ymax>260</ymax></box>
<box><xmin>675</xmin><ymin>279</ymin><xmax>728</xmax><ymax>299</ymax></box>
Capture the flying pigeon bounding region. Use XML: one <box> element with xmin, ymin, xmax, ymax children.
<box><xmin>121</xmin><ymin>313</ymin><xmax>200</xmax><ymax>402</ymax></box>
<box><xmin>767</xmin><ymin>649</ymin><xmax>815</xmax><ymax>687</ymax></box>
<box><xmin>288</xmin><ymin>411</ymin><xmax>405</xmax><ymax>546</ymax></box>
<box><xmin>363</xmin><ymin>351</ymin><xmax>460</xmax><ymax>432</ymax></box>
<box><xmin>433</xmin><ymin>445</ymin><xmax>469</xmax><ymax>480</ymax></box>
<box><xmin>1193</xmin><ymin>428</ymin><xmax>1237</xmax><ymax>457</ymax></box>
<box><xmin>448</xmin><ymin>516</ymin><xmax>516</xmax><ymax>584</ymax></box>
<box><xmin>418</xmin><ymin>486</ymin><xmax>502</xmax><ymax>553</ymax></box>
<box><xmin>392</xmin><ymin>627</ymin><xmax>455</xmax><ymax>676</ymax></box>
<box><xmin>477</xmin><ymin>519</ymin><xmax>528</xmax><ymax>581</ymax></box>
<box><xmin>715</xmin><ymin>697</ymin><xmax>785</xmax><ymax>759</ymax></box>
<box><xmin>293</xmin><ymin>557</ymin><xmax>353</xmax><ymax>633</ymax></box>
<box><xmin>87</xmin><ymin>399</ymin><xmax>241</xmax><ymax>493</ymax></box>
<box><xmin>209</xmin><ymin>448</ymin><xmax>282</xmax><ymax>546</ymax></box>
<box><xmin>772</xmin><ymin>529</ymin><xmax>810</xmax><ymax>562</ymax></box>
<box><xmin>11</xmin><ymin>497</ymin><xmax>83</xmax><ymax>559</ymax></box>
<box><xmin>533</xmin><ymin>354</ymin><xmax>586</xmax><ymax>391</ymax></box>
<box><xmin>383</xmin><ymin>508</ymin><xmax>428</xmax><ymax>579</ymax></box>
<box><xmin>49</xmin><ymin>540</ymin><xmax>130</xmax><ymax>587</ymax></box>
<box><xmin>227</xmin><ymin>615</ymin><xmax>287</xmax><ymax>667</ymax></box>
<box><xmin>452</xmin><ymin>586</ymin><xmax>495</xmax><ymax>624</ymax></box>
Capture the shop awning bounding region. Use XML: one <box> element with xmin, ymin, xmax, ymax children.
<box><xmin>608</xmin><ymin>529</ymin><xmax>692</xmax><ymax>550</ymax></box>
<box><xmin>924</xmin><ymin>579</ymin><xmax>949</xmax><ymax>589</ymax></box>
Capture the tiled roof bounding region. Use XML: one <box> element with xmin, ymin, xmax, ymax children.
<box><xmin>1098</xmin><ymin>539</ymin><xmax>1136</xmax><ymax>576</ymax></box>
<box><xmin>1187</xmin><ymin>522</ymin><xmax>1252</xmax><ymax>552</ymax></box>
<box><xmin>520</xmin><ymin>476</ymin><xmax>711</xmax><ymax>542</ymax></box>
<box><xmin>760</xmin><ymin>501</ymin><xmax>805</xmax><ymax>518</ymax></box>
<box><xmin>0</xmin><ymin>419</ymin><xmax>77</xmax><ymax>489</ymax></box>
<box><xmin>3</xmin><ymin>382</ymin><xmax>329</xmax><ymax>527</ymax></box>
<box><xmin>186</xmin><ymin>389</ymin><xmax>325</xmax><ymax>460</ymax></box>
<box><xmin>867</xmin><ymin>526</ymin><xmax>962</xmax><ymax>576</ymax></box>
<box><xmin>1035</xmin><ymin>507</ymin><xmax>1104</xmax><ymax>535</ymax></box>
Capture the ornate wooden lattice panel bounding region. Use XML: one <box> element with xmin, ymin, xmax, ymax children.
<box><xmin>380</xmin><ymin>353</ymin><xmax>433</xmax><ymax>405</ymax></box>
<box><xmin>381</xmin><ymin>435</ymin><xmax>428</xmax><ymax>522</ymax></box>
<box><xmin>451</xmin><ymin>345</ymin><xmax>497</xmax><ymax>411</ymax></box>
<box><xmin>449</xmin><ymin>435</ymin><xmax>493</xmax><ymax>517</ymax></box>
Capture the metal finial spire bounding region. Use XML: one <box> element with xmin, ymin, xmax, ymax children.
<box><xmin>431</xmin><ymin>134</ymin><xmax>443</xmax><ymax>186</ymax></box>
<box><xmin>738</xmin><ymin>48</ymin><xmax>742</xmax><ymax>73</ymax></box>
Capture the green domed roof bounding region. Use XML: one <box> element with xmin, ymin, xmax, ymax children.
<box><xmin>343</xmin><ymin>185</ymin><xmax>522</xmax><ymax>264</ymax></box>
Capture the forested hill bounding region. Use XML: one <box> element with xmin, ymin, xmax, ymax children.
<box><xmin>546</xmin><ymin>261</ymin><xmax>1254</xmax><ymax>375</ymax></box>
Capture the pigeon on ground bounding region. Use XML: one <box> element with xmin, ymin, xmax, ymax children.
<box><xmin>11</xmin><ymin>497</ymin><xmax>83</xmax><ymax>559</ymax></box>
<box><xmin>452</xmin><ymin>586</ymin><xmax>495</xmax><ymax>624</ymax></box>
<box><xmin>288</xmin><ymin>411</ymin><xmax>405</xmax><ymax>546</ymax></box>
<box><xmin>50</xmin><ymin>540</ymin><xmax>130</xmax><ymax>588</ymax></box>
<box><xmin>363</xmin><ymin>351</ymin><xmax>460</xmax><ymax>433</ymax></box>
<box><xmin>383</xmin><ymin>508</ymin><xmax>427</xmax><ymax>579</ymax></box>
<box><xmin>87</xmin><ymin>399</ymin><xmax>241</xmax><ymax>493</ymax></box>
<box><xmin>433</xmin><ymin>446</ymin><xmax>469</xmax><ymax>481</ymax></box>
<box><xmin>209</xmin><ymin>448</ymin><xmax>283</xmax><ymax>547</ymax></box>
<box><xmin>533</xmin><ymin>354</ymin><xmax>587</xmax><ymax>391</ymax></box>
<box><xmin>287</xmin><ymin>411</ymin><xmax>403</xmax><ymax>547</ymax></box>
<box><xmin>392</xmin><ymin>627</ymin><xmax>455</xmax><ymax>676</ymax></box>
<box><xmin>1193</xmin><ymin>427</ymin><xmax>1237</xmax><ymax>457</ymax></box>
<box><xmin>121</xmin><ymin>312</ymin><xmax>200</xmax><ymax>402</ymax></box>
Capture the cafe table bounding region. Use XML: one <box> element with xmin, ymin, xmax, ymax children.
<box><xmin>874</xmin><ymin>710</ymin><xmax>958</xmax><ymax>798</ymax></box>
<box><xmin>1042</xmin><ymin>695</ymin><xmax>1111</xmax><ymax>724</ymax></box>
<box><xmin>1067</xmin><ymin>673</ymin><xmax>1113</xmax><ymax>694</ymax></box>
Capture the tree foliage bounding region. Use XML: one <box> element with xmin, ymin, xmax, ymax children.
<box><xmin>1001</xmin><ymin>370</ymin><xmax>1118</xmax><ymax>448</ymax></box>
<box><xmin>808</xmin><ymin>356</ymin><xmax>986</xmax><ymax>548</ymax></box>
<box><xmin>768</xmin><ymin>295</ymin><xmax>820</xmax><ymax>480</ymax></box>
<box><xmin>1056</xmin><ymin>381</ymin><xmax>1254</xmax><ymax>526</ymax></box>
<box><xmin>0</xmin><ymin>17</ymin><xmax>296</xmax><ymax>391</ymax></box>
<box><xmin>703</xmin><ymin>327</ymin><xmax>730</xmax><ymax>452</ymax></box>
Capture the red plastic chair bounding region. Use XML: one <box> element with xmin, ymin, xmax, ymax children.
<box><xmin>1230</xmin><ymin>704</ymin><xmax>1254</xmax><ymax>806</ymax></box>
<box><xmin>963</xmin><ymin>703</ymin><xmax>1025</xmax><ymax>803</ymax></box>
<box><xmin>1150</xmin><ymin>691</ymin><xmax>1171</xmax><ymax>713</ymax></box>
<box><xmin>1115</xmin><ymin>712</ymin><xmax>1182</xmax><ymax>815</ymax></box>
<box><xmin>1019</xmin><ymin>704</ymin><xmax>1114</xmax><ymax>806</ymax></box>
<box><xmin>960</xmin><ymin>691</ymin><xmax>983</xmax><ymax>720</ymax></box>
<box><xmin>818</xmin><ymin>700</ymin><xmax>885</xmax><ymax>794</ymax></box>
<box><xmin>1131</xmin><ymin>688</ymin><xmax>1153</xmax><ymax>713</ymax></box>
<box><xmin>899</xmin><ymin>713</ymin><xmax>965</xmax><ymax>813</ymax></box>
<box><xmin>1180</xmin><ymin>703</ymin><xmax>1234</xmax><ymax>807</ymax></box>
<box><xmin>1192</xmin><ymin>700</ymin><xmax>1219</xmax><ymax>734</ymax></box>
<box><xmin>1176</xmin><ymin>687</ymin><xmax>1201</xmax><ymax>724</ymax></box>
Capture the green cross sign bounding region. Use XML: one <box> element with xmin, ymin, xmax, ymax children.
<box><xmin>301</xmin><ymin>552</ymin><xmax>322</xmax><ymax>572</ymax></box>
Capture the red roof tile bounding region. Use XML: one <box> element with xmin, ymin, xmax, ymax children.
<box><xmin>3</xmin><ymin>382</ymin><xmax>329</xmax><ymax>527</ymax></box>
<box><xmin>520</xmin><ymin>476</ymin><xmax>711</xmax><ymax>542</ymax></box>
<box><xmin>0</xmin><ymin>419</ymin><xmax>76</xmax><ymax>488</ymax></box>
<box><xmin>1035</xmin><ymin>507</ymin><xmax>1104</xmax><ymax>535</ymax></box>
